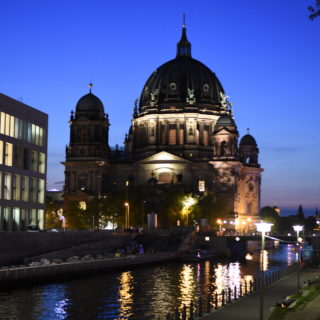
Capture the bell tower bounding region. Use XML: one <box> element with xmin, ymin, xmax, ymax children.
<box><xmin>63</xmin><ymin>85</ymin><xmax>110</xmax><ymax>196</ymax></box>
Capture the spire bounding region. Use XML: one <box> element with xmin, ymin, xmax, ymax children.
<box><xmin>88</xmin><ymin>82</ymin><xmax>93</xmax><ymax>93</ymax></box>
<box><xmin>176</xmin><ymin>13</ymin><xmax>191</xmax><ymax>57</ymax></box>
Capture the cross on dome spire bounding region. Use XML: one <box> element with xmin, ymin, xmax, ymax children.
<box><xmin>88</xmin><ymin>82</ymin><xmax>93</xmax><ymax>93</ymax></box>
<box><xmin>177</xmin><ymin>13</ymin><xmax>191</xmax><ymax>57</ymax></box>
<box><xmin>247</xmin><ymin>128</ymin><xmax>250</xmax><ymax>134</ymax></box>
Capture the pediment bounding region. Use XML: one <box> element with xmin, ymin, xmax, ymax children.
<box><xmin>137</xmin><ymin>151</ymin><xmax>190</xmax><ymax>164</ymax></box>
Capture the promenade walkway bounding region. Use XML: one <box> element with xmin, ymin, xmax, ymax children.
<box><xmin>202</xmin><ymin>268</ymin><xmax>320</xmax><ymax>320</ymax></box>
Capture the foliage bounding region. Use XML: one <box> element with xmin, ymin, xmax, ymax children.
<box><xmin>309</xmin><ymin>0</ymin><xmax>320</xmax><ymax>20</ymax></box>
<box><xmin>45</xmin><ymin>196</ymin><xmax>62</xmax><ymax>229</ymax></box>
<box><xmin>260</xmin><ymin>206</ymin><xmax>281</xmax><ymax>232</ymax></box>
<box><xmin>64</xmin><ymin>201</ymin><xmax>88</xmax><ymax>229</ymax></box>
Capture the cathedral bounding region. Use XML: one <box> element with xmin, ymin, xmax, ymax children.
<box><xmin>62</xmin><ymin>26</ymin><xmax>263</xmax><ymax>231</ymax></box>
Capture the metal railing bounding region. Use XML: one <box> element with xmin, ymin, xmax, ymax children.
<box><xmin>156</xmin><ymin>263</ymin><xmax>297</xmax><ymax>320</ymax></box>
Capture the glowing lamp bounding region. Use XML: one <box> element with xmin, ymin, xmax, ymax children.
<box><xmin>293</xmin><ymin>225</ymin><xmax>303</xmax><ymax>232</ymax></box>
<box><xmin>255</xmin><ymin>222</ymin><xmax>273</xmax><ymax>233</ymax></box>
<box><xmin>205</xmin><ymin>236</ymin><xmax>210</xmax><ymax>241</ymax></box>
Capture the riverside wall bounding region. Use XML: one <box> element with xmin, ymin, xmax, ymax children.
<box><xmin>0</xmin><ymin>252</ymin><xmax>178</xmax><ymax>287</ymax></box>
<box><xmin>0</xmin><ymin>231</ymin><xmax>132</xmax><ymax>266</ymax></box>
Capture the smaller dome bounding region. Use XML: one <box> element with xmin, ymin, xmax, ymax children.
<box><xmin>76</xmin><ymin>93</ymin><xmax>105</xmax><ymax>114</ymax></box>
<box><xmin>240</xmin><ymin>134</ymin><xmax>257</xmax><ymax>146</ymax></box>
<box><xmin>215</xmin><ymin>114</ymin><xmax>236</xmax><ymax>128</ymax></box>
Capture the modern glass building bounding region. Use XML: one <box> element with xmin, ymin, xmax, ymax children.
<box><xmin>0</xmin><ymin>93</ymin><xmax>48</xmax><ymax>231</ymax></box>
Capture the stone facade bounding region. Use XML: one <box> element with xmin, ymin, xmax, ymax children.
<box><xmin>62</xmin><ymin>27</ymin><xmax>263</xmax><ymax>231</ymax></box>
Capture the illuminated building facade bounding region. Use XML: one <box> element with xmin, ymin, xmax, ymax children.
<box><xmin>0</xmin><ymin>93</ymin><xmax>48</xmax><ymax>231</ymax></box>
<box><xmin>63</xmin><ymin>27</ymin><xmax>263</xmax><ymax>230</ymax></box>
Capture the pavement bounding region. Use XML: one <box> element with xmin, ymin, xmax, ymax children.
<box><xmin>202</xmin><ymin>267</ymin><xmax>320</xmax><ymax>320</ymax></box>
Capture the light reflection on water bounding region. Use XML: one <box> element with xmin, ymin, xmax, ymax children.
<box><xmin>0</xmin><ymin>245</ymin><xmax>296</xmax><ymax>320</ymax></box>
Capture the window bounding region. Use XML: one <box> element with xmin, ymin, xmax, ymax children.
<box><xmin>203</xmin><ymin>130</ymin><xmax>209</xmax><ymax>146</ymax></box>
<box><xmin>30</xmin><ymin>178</ymin><xmax>37</xmax><ymax>202</ymax></box>
<box><xmin>0</xmin><ymin>172</ymin><xmax>2</xmax><ymax>198</ymax></box>
<box><xmin>199</xmin><ymin>180</ymin><xmax>205</xmax><ymax>192</ymax></box>
<box><xmin>13</xmin><ymin>207</ymin><xmax>20</xmax><ymax>231</ymax></box>
<box><xmin>21</xmin><ymin>209</ymin><xmax>27</xmax><ymax>230</ymax></box>
<box><xmin>169</xmin><ymin>128</ymin><xmax>176</xmax><ymax>145</ymax></box>
<box><xmin>13</xmin><ymin>174</ymin><xmax>21</xmax><ymax>201</ymax></box>
<box><xmin>38</xmin><ymin>209</ymin><xmax>44</xmax><ymax>230</ymax></box>
<box><xmin>21</xmin><ymin>176</ymin><xmax>29</xmax><ymax>201</ymax></box>
<box><xmin>32</xmin><ymin>124</ymin><xmax>36</xmax><ymax>144</ymax></box>
<box><xmin>5</xmin><ymin>113</ymin><xmax>10</xmax><ymax>136</ymax></box>
<box><xmin>5</xmin><ymin>143</ymin><xmax>13</xmax><ymax>166</ymax></box>
<box><xmin>38</xmin><ymin>179</ymin><xmax>45</xmax><ymax>204</ymax></box>
<box><xmin>0</xmin><ymin>140</ymin><xmax>3</xmax><ymax>164</ymax></box>
<box><xmin>79</xmin><ymin>201</ymin><xmax>87</xmax><ymax>210</ymax></box>
<box><xmin>39</xmin><ymin>127</ymin><xmax>44</xmax><ymax>146</ymax></box>
<box><xmin>179</xmin><ymin>128</ymin><xmax>184</xmax><ymax>145</ymax></box>
<box><xmin>31</xmin><ymin>150</ymin><xmax>38</xmax><ymax>172</ymax></box>
<box><xmin>14</xmin><ymin>117</ymin><xmax>19</xmax><ymax>139</ymax></box>
<box><xmin>4</xmin><ymin>172</ymin><xmax>11</xmax><ymax>200</ymax></box>
<box><xmin>10</xmin><ymin>115</ymin><xmax>14</xmax><ymax>137</ymax></box>
<box><xmin>3</xmin><ymin>207</ymin><xmax>10</xmax><ymax>231</ymax></box>
<box><xmin>30</xmin><ymin>209</ymin><xmax>37</xmax><ymax>225</ymax></box>
<box><xmin>27</xmin><ymin>123</ymin><xmax>32</xmax><ymax>143</ymax></box>
<box><xmin>39</xmin><ymin>153</ymin><xmax>46</xmax><ymax>173</ymax></box>
<box><xmin>0</xmin><ymin>112</ymin><xmax>5</xmax><ymax>134</ymax></box>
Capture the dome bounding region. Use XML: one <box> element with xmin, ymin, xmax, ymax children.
<box><xmin>139</xmin><ymin>27</ymin><xmax>226</xmax><ymax>113</ymax></box>
<box><xmin>240</xmin><ymin>134</ymin><xmax>257</xmax><ymax>146</ymax></box>
<box><xmin>215</xmin><ymin>114</ymin><xmax>236</xmax><ymax>128</ymax></box>
<box><xmin>75</xmin><ymin>93</ymin><xmax>105</xmax><ymax>116</ymax></box>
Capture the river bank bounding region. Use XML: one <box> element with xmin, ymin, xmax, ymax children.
<box><xmin>0</xmin><ymin>251</ymin><xmax>179</xmax><ymax>288</ymax></box>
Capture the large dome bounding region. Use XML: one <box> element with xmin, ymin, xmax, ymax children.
<box><xmin>139</xmin><ymin>27</ymin><xmax>226</xmax><ymax>114</ymax></box>
<box><xmin>75</xmin><ymin>92</ymin><xmax>105</xmax><ymax>119</ymax></box>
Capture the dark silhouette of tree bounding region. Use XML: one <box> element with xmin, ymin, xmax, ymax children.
<box><xmin>260</xmin><ymin>206</ymin><xmax>280</xmax><ymax>232</ymax></box>
<box><xmin>309</xmin><ymin>1</ymin><xmax>320</xmax><ymax>20</ymax></box>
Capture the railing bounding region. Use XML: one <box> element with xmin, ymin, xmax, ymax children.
<box><xmin>156</xmin><ymin>263</ymin><xmax>297</xmax><ymax>320</ymax></box>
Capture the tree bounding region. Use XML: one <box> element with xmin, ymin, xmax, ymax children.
<box><xmin>64</xmin><ymin>201</ymin><xmax>88</xmax><ymax>229</ymax></box>
<box><xmin>308</xmin><ymin>1</ymin><xmax>320</xmax><ymax>20</ymax></box>
<box><xmin>45</xmin><ymin>196</ymin><xmax>62</xmax><ymax>229</ymax></box>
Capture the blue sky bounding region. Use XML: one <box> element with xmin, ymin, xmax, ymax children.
<box><xmin>0</xmin><ymin>0</ymin><xmax>319</xmax><ymax>211</ymax></box>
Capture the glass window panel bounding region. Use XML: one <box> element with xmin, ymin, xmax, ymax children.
<box><xmin>27</xmin><ymin>123</ymin><xmax>32</xmax><ymax>142</ymax></box>
<box><xmin>13</xmin><ymin>207</ymin><xmax>20</xmax><ymax>231</ymax></box>
<box><xmin>32</xmin><ymin>124</ymin><xmax>36</xmax><ymax>144</ymax></box>
<box><xmin>5</xmin><ymin>143</ymin><xmax>13</xmax><ymax>166</ymax></box>
<box><xmin>21</xmin><ymin>176</ymin><xmax>29</xmax><ymax>201</ymax></box>
<box><xmin>38</xmin><ymin>179</ymin><xmax>45</xmax><ymax>204</ymax></box>
<box><xmin>21</xmin><ymin>209</ymin><xmax>27</xmax><ymax>230</ymax></box>
<box><xmin>0</xmin><ymin>112</ymin><xmax>4</xmax><ymax>134</ymax></box>
<box><xmin>10</xmin><ymin>115</ymin><xmax>14</xmax><ymax>137</ymax></box>
<box><xmin>5</xmin><ymin>113</ymin><xmax>10</xmax><ymax>135</ymax></box>
<box><xmin>31</xmin><ymin>150</ymin><xmax>38</xmax><ymax>171</ymax></box>
<box><xmin>38</xmin><ymin>209</ymin><xmax>44</xmax><ymax>230</ymax></box>
<box><xmin>39</xmin><ymin>127</ymin><xmax>43</xmax><ymax>146</ymax></box>
<box><xmin>4</xmin><ymin>172</ymin><xmax>11</xmax><ymax>200</ymax></box>
<box><xmin>0</xmin><ymin>141</ymin><xmax>3</xmax><ymax>164</ymax></box>
<box><xmin>13</xmin><ymin>174</ymin><xmax>21</xmax><ymax>201</ymax></box>
<box><xmin>35</xmin><ymin>126</ymin><xmax>40</xmax><ymax>145</ymax></box>
<box><xmin>39</xmin><ymin>152</ymin><xmax>45</xmax><ymax>173</ymax></box>
<box><xmin>30</xmin><ymin>178</ymin><xmax>37</xmax><ymax>202</ymax></box>
<box><xmin>14</xmin><ymin>117</ymin><xmax>19</xmax><ymax>138</ymax></box>
<box><xmin>0</xmin><ymin>172</ymin><xmax>2</xmax><ymax>199</ymax></box>
<box><xmin>18</xmin><ymin>119</ymin><xmax>24</xmax><ymax>140</ymax></box>
<box><xmin>3</xmin><ymin>207</ymin><xmax>10</xmax><ymax>231</ymax></box>
<box><xmin>31</xmin><ymin>209</ymin><xmax>37</xmax><ymax>225</ymax></box>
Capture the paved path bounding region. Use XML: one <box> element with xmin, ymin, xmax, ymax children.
<box><xmin>202</xmin><ymin>268</ymin><xmax>320</xmax><ymax>320</ymax></box>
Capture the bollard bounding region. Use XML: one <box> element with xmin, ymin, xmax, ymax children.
<box><xmin>182</xmin><ymin>304</ymin><xmax>187</xmax><ymax>320</ymax></box>
<box><xmin>239</xmin><ymin>283</ymin><xmax>242</xmax><ymax>297</ymax></box>
<box><xmin>228</xmin><ymin>287</ymin><xmax>232</xmax><ymax>303</ymax></box>
<box><xmin>214</xmin><ymin>292</ymin><xmax>219</xmax><ymax>309</ymax></box>
<box><xmin>189</xmin><ymin>301</ymin><xmax>194</xmax><ymax>320</ymax></box>
<box><xmin>198</xmin><ymin>297</ymin><xmax>203</xmax><ymax>316</ymax></box>
<box><xmin>207</xmin><ymin>295</ymin><xmax>211</xmax><ymax>313</ymax></box>
<box><xmin>234</xmin><ymin>285</ymin><xmax>237</xmax><ymax>300</ymax></box>
<box><xmin>175</xmin><ymin>308</ymin><xmax>180</xmax><ymax>320</ymax></box>
<box><xmin>221</xmin><ymin>290</ymin><xmax>225</xmax><ymax>306</ymax></box>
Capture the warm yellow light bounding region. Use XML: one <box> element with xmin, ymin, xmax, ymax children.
<box><xmin>217</xmin><ymin>219</ymin><xmax>222</xmax><ymax>224</ymax></box>
<box><xmin>182</xmin><ymin>195</ymin><xmax>197</xmax><ymax>208</ymax></box>
<box><xmin>247</xmin><ymin>218</ymin><xmax>251</xmax><ymax>222</ymax></box>
<box><xmin>124</xmin><ymin>202</ymin><xmax>129</xmax><ymax>206</ymax></box>
<box><xmin>205</xmin><ymin>236</ymin><xmax>210</xmax><ymax>241</ymax></box>
<box><xmin>245</xmin><ymin>253</ymin><xmax>253</xmax><ymax>260</ymax></box>
<box><xmin>242</xmin><ymin>221</ymin><xmax>246</xmax><ymax>225</ymax></box>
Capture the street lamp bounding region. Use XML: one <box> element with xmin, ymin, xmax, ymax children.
<box><xmin>255</xmin><ymin>222</ymin><xmax>273</xmax><ymax>320</ymax></box>
<box><xmin>217</xmin><ymin>219</ymin><xmax>222</xmax><ymax>235</ymax></box>
<box><xmin>124</xmin><ymin>202</ymin><xmax>130</xmax><ymax>229</ymax></box>
<box><xmin>293</xmin><ymin>225</ymin><xmax>303</xmax><ymax>293</ymax></box>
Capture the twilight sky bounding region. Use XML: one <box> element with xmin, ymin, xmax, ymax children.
<box><xmin>0</xmin><ymin>0</ymin><xmax>319</xmax><ymax>211</ymax></box>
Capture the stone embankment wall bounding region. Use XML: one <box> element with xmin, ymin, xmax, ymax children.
<box><xmin>0</xmin><ymin>252</ymin><xmax>178</xmax><ymax>286</ymax></box>
<box><xmin>0</xmin><ymin>231</ymin><xmax>131</xmax><ymax>266</ymax></box>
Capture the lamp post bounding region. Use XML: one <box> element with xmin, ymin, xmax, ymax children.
<box><xmin>124</xmin><ymin>202</ymin><xmax>130</xmax><ymax>229</ymax></box>
<box><xmin>255</xmin><ymin>222</ymin><xmax>273</xmax><ymax>320</ymax></box>
<box><xmin>293</xmin><ymin>225</ymin><xmax>303</xmax><ymax>293</ymax></box>
<box><xmin>217</xmin><ymin>219</ymin><xmax>222</xmax><ymax>235</ymax></box>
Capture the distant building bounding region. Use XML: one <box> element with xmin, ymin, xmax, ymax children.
<box><xmin>63</xmin><ymin>27</ymin><xmax>263</xmax><ymax>231</ymax></box>
<box><xmin>0</xmin><ymin>93</ymin><xmax>48</xmax><ymax>231</ymax></box>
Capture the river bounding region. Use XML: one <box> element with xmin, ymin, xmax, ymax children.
<box><xmin>0</xmin><ymin>244</ymin><xmax>296</xmax><ymax>320</ymax></box>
